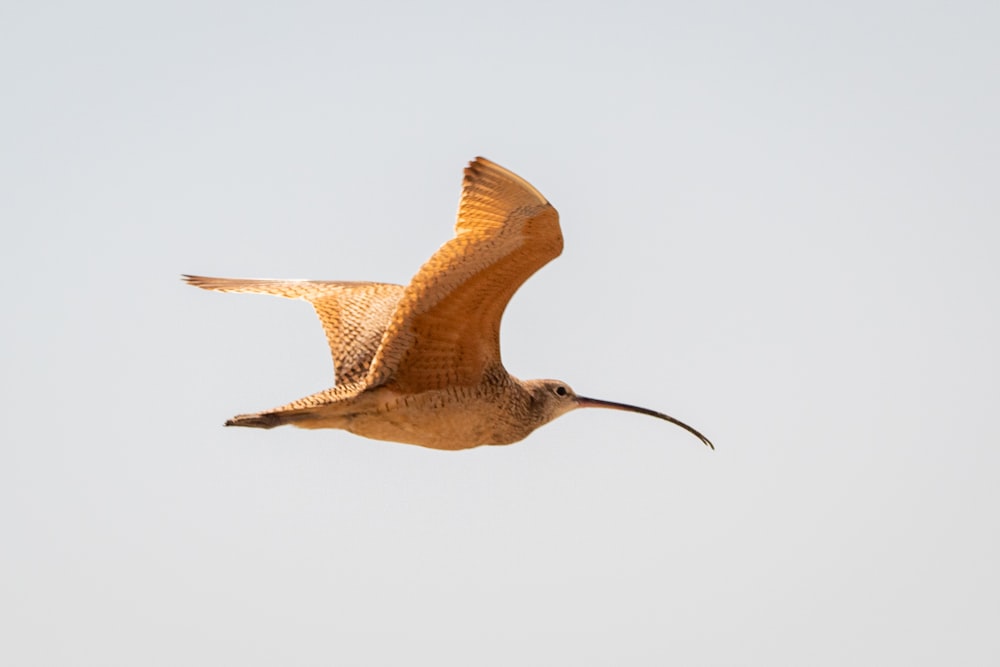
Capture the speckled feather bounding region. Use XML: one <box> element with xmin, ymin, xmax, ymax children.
<box><xmin>365</xmin><ymin>157</ymin><xmax>562</xmax><ymax>392</ymax></box>
<box><xmin>183</xmin><ymin>157</ymin><xmax>714</xmax><ymax>450</ymax></box>
<box><xmin>182</xmin><ymin>276</ymin><xmax>403</xmax><ymax>385</ymax></box>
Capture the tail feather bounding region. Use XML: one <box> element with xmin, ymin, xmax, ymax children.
<box><xmin>225</xmin><ymin>412</ymin><xmax>286</xmax><ymax>429</ymax></box>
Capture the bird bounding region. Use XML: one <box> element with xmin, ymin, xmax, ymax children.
<box><xmin>184</xmin><ymin>157</ymin><xmax>713</xmax><ymax>451</ymax></box>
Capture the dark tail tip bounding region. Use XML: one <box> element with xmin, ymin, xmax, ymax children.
<box><xmin>225</xmin><ymin>413</ymin><xmax>284</xmax><ymax>429</ymax></box>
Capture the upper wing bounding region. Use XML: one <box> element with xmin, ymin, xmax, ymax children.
<box><xmin>183</xmin><ymin>275</ymin><xmax>404</xmax><ymax>385</ymax></box>
<box><xmin>365</xmin><ymin>157</ymin><xmax>563</xmax><ymax>392</ymax></box>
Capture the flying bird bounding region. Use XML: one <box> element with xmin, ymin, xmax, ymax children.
<box><xmin>184</xmin><ymin>157</ymin><xmax>713</xmax><ymax>451</ymax></box>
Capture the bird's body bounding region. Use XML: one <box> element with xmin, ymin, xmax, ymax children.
<box><xmin>261</xmin><ymin>379</ymin><xmax>543</xmax><ymax>450</ymax></box>
<box><xmin>185</xmin><ymin>157</ymin><xmax>713</xmax><ymax>450</ymax></box>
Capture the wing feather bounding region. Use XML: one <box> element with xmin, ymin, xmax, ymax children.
<box><xmin>183</xmin><ymin>275</ymin><xmax>404</xmax><ymax>384</ymax></box>
<box><xmin>365</xmin><ymin>158</ymin><xmax>562</xmax><ymax>392</ymax></box>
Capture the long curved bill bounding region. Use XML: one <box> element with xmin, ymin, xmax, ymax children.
<box><xmin>575</xmin><ymin>396</ymin><xmax>714</xmax><ymax>449</ymax></box>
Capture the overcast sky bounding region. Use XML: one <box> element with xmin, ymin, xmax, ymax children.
<box><xmin>3</xmin><ymin>1</ymin><xmax>998</xmax><ymax>665</ymax></box>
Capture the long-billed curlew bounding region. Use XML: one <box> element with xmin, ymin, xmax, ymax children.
<box><xmin>184</xmin><ymin>157</ymin><xmax>713</xmax><ymax>450</ymax></box>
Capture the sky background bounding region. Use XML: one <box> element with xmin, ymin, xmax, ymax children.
<box><xmin>3</xmin><ymin>1</ymin><xmax>998</xmax><ymax>665</ymax></box>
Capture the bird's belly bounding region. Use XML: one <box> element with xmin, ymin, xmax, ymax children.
<box><xmin>342</xmin><ymin>390</ymin><xmax>528</xmax><ymax>450</ymax></box>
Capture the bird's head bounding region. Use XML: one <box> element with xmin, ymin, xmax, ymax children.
<box><xmin>524</xmin><ymin>379</ymin><xmax>714</xmax><ymax>449</ymax></box>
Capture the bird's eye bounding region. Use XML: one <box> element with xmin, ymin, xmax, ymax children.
<box><xmin>554</xmin><ymin>385</ymin><xmax>568</xmax><ymax>397</ymax></box>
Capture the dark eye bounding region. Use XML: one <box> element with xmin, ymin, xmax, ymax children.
<box><xmin>554</xmin><ymin>385</ymin><xmax>568</xmax><ymax>397</ymax></box>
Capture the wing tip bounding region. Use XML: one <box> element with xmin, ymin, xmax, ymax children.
<box><xmin>182</xmin><ymin>274</ymin><xmax>211</xmax><ymax>288</ymax></box>
<box><xmin>461</xmin><ymin>156</ymin><xmax>550</xmax><ymax>206</ymax></box>
<box><xmin>463</xmin><ymin>156</ymin><xmax>493</xmax><ymax>183</ymax></box>
<box><xmin>182</xmin><ymin>274</ymin><xmax>241</xmax><ymax>292</ymax></box>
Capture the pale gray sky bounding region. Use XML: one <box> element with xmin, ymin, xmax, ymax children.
<box><xmin>2</xmin><ymin>1</ymin><xmax>998</xmax><ymax>665</ymax></box>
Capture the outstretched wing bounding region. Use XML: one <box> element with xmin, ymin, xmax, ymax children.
<box><xmin>365</xmin><ymin>157</ymin><xmax>562</xmax><ymax>392</ymax></box>
<box><xmin>183</xmin><ymin>275</ymin><xmax>404</xmax><ymax>385</ymax></box>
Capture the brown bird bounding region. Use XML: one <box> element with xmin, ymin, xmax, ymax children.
<box><xmin>184</xmin><ymin>157</ymin><xmax>713</xmax><ymax>451</ymax></box>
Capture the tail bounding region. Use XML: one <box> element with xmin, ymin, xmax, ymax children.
<box><xmin>221</xmin><ymin>384</ymin><xmax>365</xmax><ymax>432</ymax></box>
<box><xmin>225</xmin><ymin>412</ymin><xmax>288</xmax><ymax>429</ymax></box>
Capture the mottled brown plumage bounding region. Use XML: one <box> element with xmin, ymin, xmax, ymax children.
<box><xmin>184</xmin><ymin>157</ymin><xmax>713</xmax><ymax>450</ymax></box>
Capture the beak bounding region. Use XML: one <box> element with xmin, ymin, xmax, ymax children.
<box><xmin>575</xmin><ymin>396</ymin><xmax>714</xmax><ymax>449</ymax></box>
